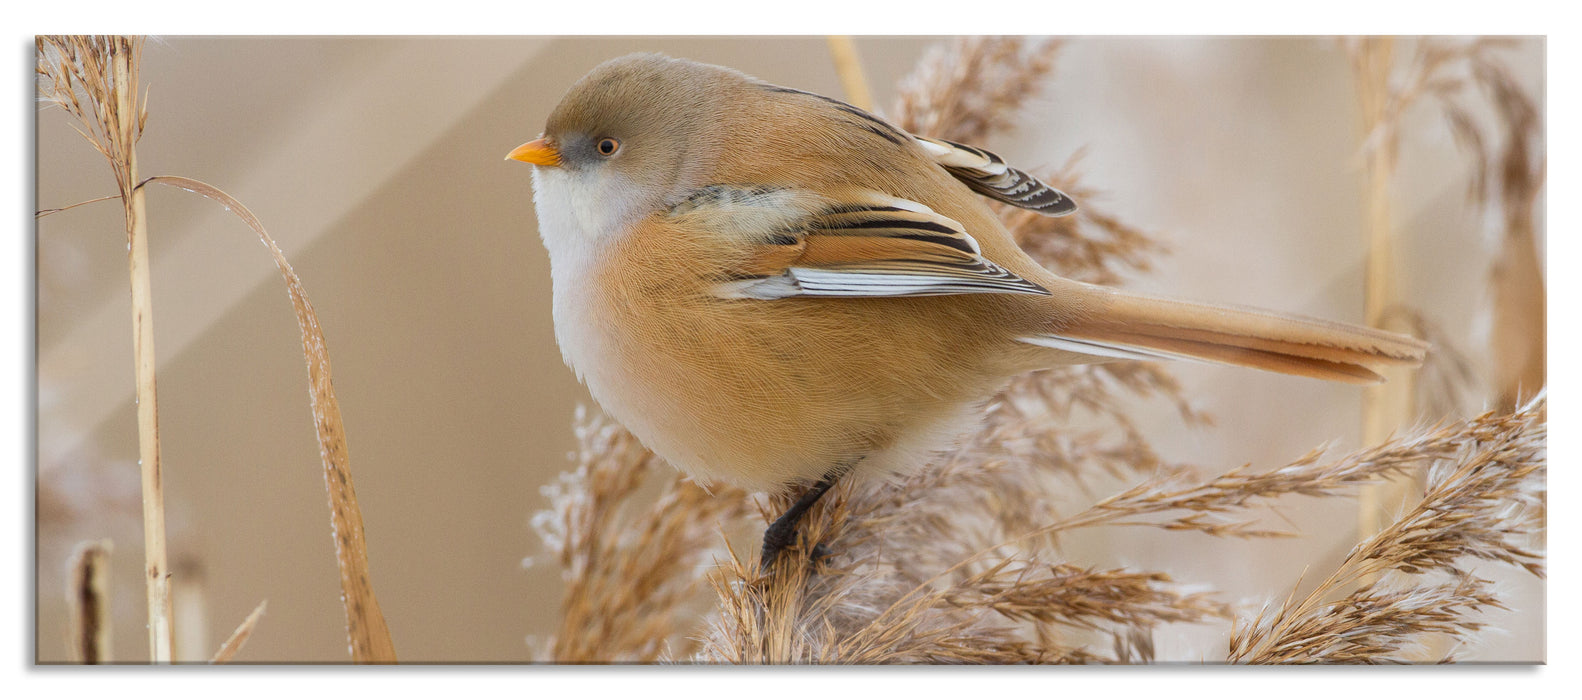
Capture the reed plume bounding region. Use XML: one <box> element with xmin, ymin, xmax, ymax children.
<box><xmin>1230</xmin><ymin>396</ymin><xmax>1545</xmax><ymax>663</ymax></box>
<box><xmin>532</xmin><ymin>409</ymin><xmax>753</xmax><ymax>662</ymax></box>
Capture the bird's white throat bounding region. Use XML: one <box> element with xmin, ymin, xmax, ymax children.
<box><xmin>530</xmin><ymin>165</ymin><xmax>648</xmax><ymax>272</ymax></box>
<box><xmin>529</xmin><ymin>165</ymin><xmax>647</xmax><ymax>379</ymax></box>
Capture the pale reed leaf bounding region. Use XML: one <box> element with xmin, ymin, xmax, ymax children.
<box><xmin>209</xmin><ymin>600</ymin><xmax>267</xmax><ymax>664</ymax></box>
<box><xmin>139</xmin><ymin>175</ymin><xmax>397</xmax><ymax>663</ymax></box>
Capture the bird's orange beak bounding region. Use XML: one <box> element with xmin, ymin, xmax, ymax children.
<box><xmin>505</xmin><ymin>138</ymin><xmax>561</xmax><ymax>167</ymax></box>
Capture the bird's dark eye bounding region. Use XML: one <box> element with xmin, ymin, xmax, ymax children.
<box><xmin>596</xmin><ymin>137</ymin><xmax>620</xmax><ymax>156</ymax></box>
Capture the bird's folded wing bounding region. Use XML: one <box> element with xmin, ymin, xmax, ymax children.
<box><xmin>696</xmin><ymin>188</ymin><xmax>1051</xmax><ymax>300</ymax></box>
<box><xmin>913</xmin><ymin>136</ymin><xmax>1077</xmax><ymax>217</ymax></box>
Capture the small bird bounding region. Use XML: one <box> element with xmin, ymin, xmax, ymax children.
<box><xmin>507</xmin><ymin>53</ymin><xmax>1427</xmax><ymax>568</ymax></box>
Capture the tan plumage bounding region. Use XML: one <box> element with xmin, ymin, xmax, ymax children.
<box><xmin>508</xmin><ymin>53</ymin><xmax>1427</xmax><ymax>561</ymax></box>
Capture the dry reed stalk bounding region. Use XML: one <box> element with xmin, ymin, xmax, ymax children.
<box><xmin>825</xmin><ymin>36</ymin><xmax>874</xmax><ymax>111</ymax></box>
<box><xmin>139</xmin><ymin>176</ymin><xmax>398</xmax><ymax>663</ymax></box>
<box><xmin>1350</xmin><ymin>36</ymin><xmax>1420</xmax><ymax>546</ymax></box>
<box><xmin>1229</xmin><ymin>396</ymin><xmax>1545</xmax><ymax>663</ymax></box>
<box><xmin>36</xmin><ymin>35</ymin><xmax>173</xmax><ymax>663</ymax></box>
<box><xmin>171</xmin><ymin>556</ymin><xmax>209</xmax><ymax>662</ymax></box>
<box><xmin>66</xmin><ymin>540</ymin><xmax>113</xmax><ymax>664</ymax></box>
<box><xmin>210</xmin><ymin>601</ymin><xmax>267</xmax><ymax>664</ymax></box>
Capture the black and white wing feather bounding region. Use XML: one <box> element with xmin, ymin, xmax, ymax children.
<box><xmin>691</xmin><ymin>188</ymin><xmax>1051</xmax><ymax>301</ymax></box>
<box><xmin>914</xmin><ymin>135</ymin><xmax>1077</xmax><ymax>217</ymax></box>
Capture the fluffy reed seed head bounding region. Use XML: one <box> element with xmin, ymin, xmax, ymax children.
<box><xmin>1230</xmin><ymin>396</ymin><xmax>1546</xmax><ymax>663</ymax></box>
<box><xmin>36</xmin><ymin>36</ymin><xmax>148</xmax><ymax>196</ymax></box>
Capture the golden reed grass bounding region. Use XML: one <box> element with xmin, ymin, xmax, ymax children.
<box><xmin>532</xmin><ymin>409</ymin><xmax>753</xmax><ymax>662</ymax></box>
<box><xmin>36</xmin><ymin>35</ymin><xmax>172</xmax><ymax>663</ymax></box>
<box><xmin>529</xmin><ymin>37</ymin><xmax>1546</xmax><ymax>664</ymax></box>
<box><xmin>1231</xmin><ymin>396</ymin><xmax>1546</xmax><ymax>663</ymax></box>
<box><xmin>38</xmin><ymin>36</ymin><xmax>394</xmax><ymax>663</ymax></box>
<box><xmin>826</xmin><ymin>36</ymin><xmax>875</xmax><ymax>112</ymax></box>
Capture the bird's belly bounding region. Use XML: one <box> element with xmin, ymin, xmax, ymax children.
<box><xmin>551</xmin><ymin>282</ymin><xmax>997</xmax><ymax>493</ymax></box>
<box><xmin>553</xmin><ymin>295</ymin><xmax>841</xmax><ymax>490</ymax></box>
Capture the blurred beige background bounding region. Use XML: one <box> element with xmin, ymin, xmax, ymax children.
<box><xmin>35</xmin><ymin>36</ymin><xmax>1544</xmax><ymax>663</ymax></box>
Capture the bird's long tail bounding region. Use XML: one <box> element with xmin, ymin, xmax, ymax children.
<box><xmin>1023</xmin><ymin>283</ymin><xmax>1429</xmax><ymax>384</ymax></box>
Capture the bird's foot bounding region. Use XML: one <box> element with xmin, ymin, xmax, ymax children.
<box><xmin>757</xmin><ymin>468</ymin><xmax>846</xmax><ymax>572</ymax></box>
